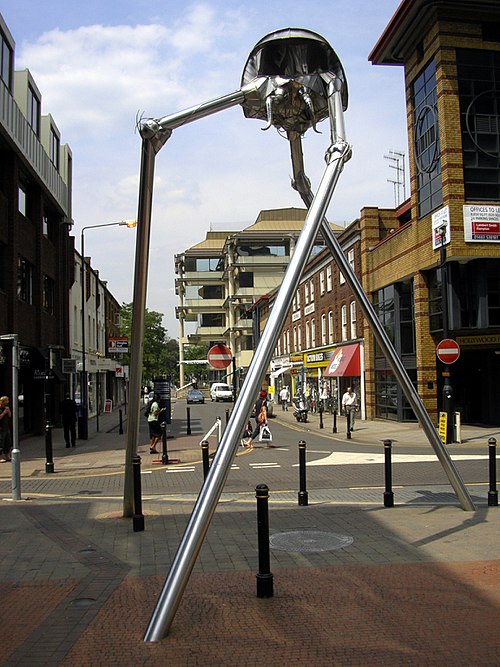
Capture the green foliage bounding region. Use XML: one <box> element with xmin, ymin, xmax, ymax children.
<box><xmin>184</xmin><ymin>344</ymin><xmax>209</xmax><ymax>384</ymax></box>
<box><xmin>120</xmin><ymin>303</ymin><xmax>179</xmax><ymax>384</ymax></box>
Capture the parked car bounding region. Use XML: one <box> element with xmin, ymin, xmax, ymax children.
<box><xmin>210</xmin><ymin>383</ymin><xmax>233</xmax><ymax>402</ymax></box>
<box><xmin>187</xmin><ymin>389</ymin><xmax>205</xmax><ymax>404</ymax></box>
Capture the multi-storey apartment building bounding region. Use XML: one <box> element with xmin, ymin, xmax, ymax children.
<box><xmin>0</xmin><ymin>13</ymin><xmax>74</xmax><ymax>435</ymax></box>
<box><xmin>175</xmin><ymin>207</ymin><xmax>343</xmax><ymax>387</ymax></box>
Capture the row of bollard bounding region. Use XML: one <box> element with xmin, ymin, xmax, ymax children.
<box><xmin>199</xmin><ymin>434</ymin><xmax>500</xmax><ymax>508</ymax></box>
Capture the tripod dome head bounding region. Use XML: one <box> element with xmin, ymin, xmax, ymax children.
<box><xmin>241</xmin><ymin>28</ymin><xmax>348</xmax><ymax>134</ymax></box>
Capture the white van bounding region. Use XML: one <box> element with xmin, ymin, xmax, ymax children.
<box><xmin>210</xmin><ymin>383</ymin><xmax>233</xmax><ymax>402</ymax></box>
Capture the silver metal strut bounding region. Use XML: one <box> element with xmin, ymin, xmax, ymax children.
<box><xmin>287</xmin><ymin>132</ymin><xmax>475</xmax><ymax>513</ymax></box>
<box><xmin>144</xmin><ymin>124</ymin><xmax>351</xmax><ymax>643</ymax></box>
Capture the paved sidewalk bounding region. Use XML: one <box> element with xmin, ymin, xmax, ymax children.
<box><xmin>1</xmin><ymin>403</ymin><xmax>499</xmax><ymax>666</ymax></box>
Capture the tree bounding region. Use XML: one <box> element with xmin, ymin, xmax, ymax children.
<box><xmin>184</xmin><ymin>344</ymin><xmax>209</xmax><ymax>386</ymax></box>
<box><xmin>119</xmin><ymin>303</ymin><xmax>179</xmax><ymax>384</ymax></box>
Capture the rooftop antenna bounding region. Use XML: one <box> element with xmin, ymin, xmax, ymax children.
<box><xmin>384</xmin><ymin>150</ymin><xmax>406</xmax><ymax>206</ymax></box>
<box><xmin>124</xmin><ymin>26</ymin><xmax>475</xmax><ymax>643</ymax></box>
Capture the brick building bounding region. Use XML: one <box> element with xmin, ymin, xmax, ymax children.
<box><xmin>0</xmin><ymin>13</ymin><xmax>74</xmax><ymax>435</ymax></box>
<box><xmin>266</xmin><ymin>219</ymin><xmax>365</xmax><ymax>413</ymax></box>
<box><xmin>363</xmin><ymin>0</ymin><xmax>500</xmax><ymax>425</ymax></box>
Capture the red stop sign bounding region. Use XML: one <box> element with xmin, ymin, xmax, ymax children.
<box><xmin>436</xmin><ymin>339</ymin><xmax>460</xmax><ymax>364</ymax></box>
<box><xmin>207</xmin><ymin>344</ymin><xmax>232</xmax><ymax>369</ymax></box>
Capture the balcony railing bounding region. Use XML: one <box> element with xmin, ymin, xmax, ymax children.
<box><xmin>0</xmin><ymin>81</ymin><xmax>69</xmax><ymax>214</ymax></box>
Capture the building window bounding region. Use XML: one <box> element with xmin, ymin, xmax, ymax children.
<box><xmin>293</xmin><ymin>326</ymin><xmax>297</xmax><ymax>351</ymax></box>
<box><xmin>298</xmin><ymin>324</ymin><xmax>302</xmax><ymax>350</ymax></box>
<box><xmin>18</xmin><ymin>184</ymin><xmax>27</xmax><ymax>217</ymax></box>
<box><xmin>326</xmin><ymin>265</ymin><xmax>332</xmax><ymax>292</ymax></box>
<box><xmin>305</xmin><ymin>321</ymin><xmax>311</xmax><ymax>348</ymax></box>
<box><xmin>43</xmin><ymin>275</ymin><xmax>55</xmax><ymax>314</ymax></box>
<box><xmin>1</xmin><ymin>29</ymin><xmax>12</xmax><ymax>89</ymax></box>
<box><xmin>286</xmin><ymin>330</ymin><xmax>290</xmax><ymax>353</ymax></box>
<box><xmin>457</xmin><ymin>49</ymin><xmax>500</xmax><ymax>202</ymax></box>
<box><xmin>17</xmin><ymin>257</ymin><xmax>34</xmax><ymax>304</ymax></box>
<box><xmin>428</xmin><ymin>269</ymin><xmax>443</xmax><ymax>333</ymax></box>
<box><xmin>328</xmin><ymin>311</ymin><xmax>334</xmax><ymax>344</ymax></box>
<box><xmin>304</xmin><ymin>282</ymin><xmax>309</xmax><ymax>304</ymax></box>
<box><xmin>373</xmin><ymin>280</ymin><xmax>415</xmax><ymax>355</ymax></box>
<box><xmin>189</xmin><ymin>257</ymin><xmax>223</xmax><ymax>271</ymax></box>
<box><xmin>321</xmin><ymin>313</ymin><xmax>327</xmax><ymax>346</ymax></box>
<box><xmin>27</xmin><ymin>85</ymin><xmax>40</xmax><ymax>137</ymax></box>
<box><xmin>339</xmin><ymin>249</ymin><xmax>355</xmax><ymax>285</ymax></box>
<box><xmin>311</xmin><ymin>318</ymin><xmax>316</xmax><ymax>347</ymax></box>
<box><xmin>50</xmin><ymin>127</ymin><xmax>60</xmax><ymax>169</ymax></box>
<box><xmin>341</xmin><ymin>305</ymin><xmax>348</xmax><ymax>341</ymax></box>
<box><xmin>238</xmin><ymin>272</ymin><xmax>254</xmax><ymax>288</ymax></box>
<box><xmin>310</xmin><ymin>280</ymin><xmax>314</xmax><ymax>302</ymax></box>
<box><xmin>413</xmin><ymin>59</ymin><xmax>443</xmax><ymax>217</ymax></box>
<box><xmin>320</xmin><ymin>271</ymin><xmax>325</xmax><ymax>295</ymax></box>
<box><xmin>350</xmin><ymin>301</ymin><xmax>357</xmax><ymax>339</ymax></box>
<box><xmin>200</xmin><ymin>313</ymin><xmax>225</xmax><ymax>327</ymax></box>
<box><xmin>296</xmin><ymin>289</ymin><xmax>300</xmax><ymax>309</ymax></box>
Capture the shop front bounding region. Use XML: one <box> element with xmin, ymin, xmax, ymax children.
<box><xmin>323</xmin><ymin>342</ymin><xmax>364</xmax><ymax>419</ymax></box>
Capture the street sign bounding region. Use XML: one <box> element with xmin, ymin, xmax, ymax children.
<box><xmin>62</xmin><ymin>358</ymin><xmax>77</xmax><ymax>374</ymax></box>
<box><xmin>207</xmin><ymin>343</ymin><xmax>232</xmax><ymax>369</ymax></box>
<box><xmin>436</xmin><ymin>338</ymin><xmax>460</xmax><ymax>364</ymax></box>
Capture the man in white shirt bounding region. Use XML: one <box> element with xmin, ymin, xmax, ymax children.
<box><xmin>341</xmin><ymin>386</ymin><xmax>358</xmax><ymax>432</ymax></box>
<box><xmin>279</xmin><ymin>386</ymin><xmax>290</xmax><ymax>411</ymax></box>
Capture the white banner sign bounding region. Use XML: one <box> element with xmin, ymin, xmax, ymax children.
<box><xmin>432</xmin><ymin>205</ymin><xmax>450</xmax><ymax>250</ymax></box>
<box><xmin>464</xmin><ymin>205</ymin><xmax>500</xmax><ymax>242</ymax></box>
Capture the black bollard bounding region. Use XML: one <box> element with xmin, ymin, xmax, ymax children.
<box><xmin>346</xmin><ymin>410</ymin><xmax>351</xmax><ymax>440</ymax></box>
<box><xmin>298</xmin><ymin>440</ymin><xmax>308</xmax><ymax>506</ymax></box>
<box><xmin>119</xmin><ymin>408</ymin><xmax>124</xmax><ymax>435</ymax></box>
<box><xmin>45</xmin><ymin>422</ymin><xmax>54</xmax><ymax>474</ymax></box>
<box><xmin>488</xmin><ymin>437</ymin><xmax>498</xmax><ymax>507</ymax></box>
<box><xmin>332</xmin><ymin>410</ymin><xmax>337</xmax><ymax>433</ymax></box>
<box><xmin>319</xmin><ymin>406</ymin><xmax>324</xmax><ymax>429</ymax></box>
<box><xmin>201</xmin><ymin>440</ymin><xmax>210</xmax><ymax>479</ymax></box>
<box><xmin>255</xmin><ymin>484</ymin><xmax>274</xmax><ymax>598</ymax></box>
<box><xmin>132</xmin><ymin>454</ymin><xmax>145</xmax><ymax>532</ymax></box>
<box><xmin>383</xmin><ymin>439</ymin><xmax>394</xmax><ymax>508</ymax></box>
<box><xmin>186</xmin><ymin>406</ymin><xmax>191</xmax><ymax>435</ymax></box>
<box><xmin>225</xmin><ymin>408</ymin><xmax>230</xmax><ymax>426</ymax></box>
<box><xmin>161</xmin><ymin>421</ymin><xmax>170</xmax><ymax>465</ymax></box>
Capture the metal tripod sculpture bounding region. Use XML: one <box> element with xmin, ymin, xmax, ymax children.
<box><xmin>123</xmin><ymin>28</ymin><xmax>475</xmax><ymax>642</ymax></box>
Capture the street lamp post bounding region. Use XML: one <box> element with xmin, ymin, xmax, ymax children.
<box><xmin>80</xmin><ymin>220</ymin><xmax>136</xmax><ymax>439</ymax></box>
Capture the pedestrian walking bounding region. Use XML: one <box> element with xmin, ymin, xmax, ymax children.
<box><xmin>147</xmin><ymin>395</ymin><xmax>165</xmax><ymax>454</ymax></box>
<box><xmin>0</xmin><ymin>396</ymin><xmax>12</xmax><ymax>462</ymax></box>
<box><xmin>341</xmin><ymin>386</ymin><xmax>358</xmax><ymax>432</ymax></box>
<box><xmin>243</xmin><ymin>390</ymin><xmax>274</xmax><ymax>449</ymax></box>
<box><xmin>279</xmin><ymin>386</ymin><xmax>290</xmax><ymax>411</ymax></box>
<box><xmin>60</xmin><ymin>393</ymin><xmax>78</xmax><ymax>448</ymax></box>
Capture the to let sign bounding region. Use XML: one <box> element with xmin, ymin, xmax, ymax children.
<box><xmin>207</xmin><ymin>344</ymin><xmax>232</xmax><ymax>369</ymax></box>
<box><xmin>436</xmin><ymin>339</ymin><xmax>460</xmax><ymax>364</ymax></box>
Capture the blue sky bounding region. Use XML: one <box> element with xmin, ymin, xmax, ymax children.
<box><xmin>1</xmin><ymin>1</ymin><xmax>408</xmax><ymax>338</ymax></box>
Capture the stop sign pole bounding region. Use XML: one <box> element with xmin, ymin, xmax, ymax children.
<box><xmin>436</xmin><ymin>338</ymin><xmax>460</xmax><ymax>445</ymax></box>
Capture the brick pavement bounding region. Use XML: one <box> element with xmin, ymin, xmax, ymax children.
<box><xmin>1</xmin><ymin>402</ymin><xmax>499</xmax><ymax>665</ymax></box>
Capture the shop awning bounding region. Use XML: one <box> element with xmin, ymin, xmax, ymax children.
<box><xmin>323</xmin><ymin>344</ymin><xmax>360</xmax><ymax>377</ymax></box>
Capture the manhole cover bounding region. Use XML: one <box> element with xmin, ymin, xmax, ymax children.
<box><xmin>269</xmin><ymin>530</ymin><xmax>353</xmax><ymax>553</ymax></box>
<box><xmin>71</xmin><ymin>598</ymin><xmax>96</xmax><ymax>607</ymax></box>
